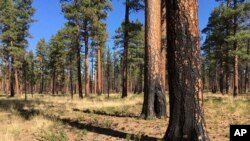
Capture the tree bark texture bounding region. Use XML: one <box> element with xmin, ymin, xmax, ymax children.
<box><xmin>141</xmin><ymin>0</ymin><xmax>166</xmax><ymax>119</ymax></box>
<box><xmin>164</xmin><ymin>0</ymin><xmax>209</xmax><ymax>140</ymax></box>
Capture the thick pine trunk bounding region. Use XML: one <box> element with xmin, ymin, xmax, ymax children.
<box><xmin>97</xmin><ymin>47</ymin><xmax>102</xmax><ymax>95</ymax></box>
<box><xmin>122</xmin><ymin>0</ymin><xmax>129</xmax><ymax>98</ymax></box>
<box><xmin>164</xmin><ymin>0</ymin><xmax>209</xmax><ymax>140</ymax></box>
<box><xmin>141</xmin><ymin>0</ymin><xmax>166</xmax><ymax>119</ymax></box>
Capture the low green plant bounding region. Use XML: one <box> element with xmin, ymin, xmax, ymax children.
<box><xmin>36</xmin><ymin>129</ymin><xmax>68</xmax><ymax>141</ymax></box>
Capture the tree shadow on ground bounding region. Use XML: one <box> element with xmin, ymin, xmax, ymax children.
<box><xmin>0</xmin><ymin>99</ymin><xmax>162</xmax><ymax>141</ymax></box>
<box><xmin>73</xmin><ymin>108</ymin><xmax>139</xmax><ymax>118</ymax></box>
<box><xmin>47</xmin><ymin>115</ymin><xmax>161</xmax><ymax>141</ymax></box>
<box><xmin>0</xmin><ymin>99</ymin><xmax>48</xmax><ymax>120</ymax></box>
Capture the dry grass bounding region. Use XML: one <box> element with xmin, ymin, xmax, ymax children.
<box><xmin>0</xmin><ymin>93</ymin><xmax>249</xmax><ymax>141</ymax></box>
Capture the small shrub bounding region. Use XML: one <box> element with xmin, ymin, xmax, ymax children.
<box><xmin>36</xmin><ymin>129</ymin><xmax>68</xmax><ymax>141</ymax></box>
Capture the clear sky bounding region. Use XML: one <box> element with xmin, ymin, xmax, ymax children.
<box><xmin>27</xmin><ymin>0</ymin><xmax>219</xmax><ymax>52</ymax></box>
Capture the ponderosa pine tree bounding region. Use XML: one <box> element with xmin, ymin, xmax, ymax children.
<box><xmin>0</xmin><ymin>0</ymin><xmax>34</xmax><ymax>96</ymax></box>
<box><xmin>121</xmin><ymin>0</ymin><xmax>144</xmax><ymax>98</ymax></box>
<box><xmin>114</xmin><ymin>20</ymin><xmax>145</xmax><ymax>94</ymax></box>
<box><xmin>140</xmin><ymin>0</ymin><xmax>166</xmax><ymax>119</ymax></box>
<box><xmin>61</xmin><ymin>0</ymin><xmax>83</xmax><ymax>98</ymax></box>
<box><xmin>36</xmin><ymin>39</ymin><xmax>47</xmax><ymax>94</ymax></box>
<box><xmin>90</xmin><ymin>0</ymin><xmax>111</xmax><ymax>96</ymax></box>
<box><xmin>164</xmin><ymin>0</ymin><xmax>209</xmax><ymax>140</ymax></box>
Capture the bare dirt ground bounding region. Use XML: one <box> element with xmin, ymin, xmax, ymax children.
<box><xmin>0</xmin><ymin>93</ymin><xmax>249</xmax><ymax>141</ymax></box>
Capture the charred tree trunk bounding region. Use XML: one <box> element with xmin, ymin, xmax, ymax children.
<box><xmin>141</xmin><ymin>0</ymin><xmax>166</xmax><ymax>119</ymax></box>
<box><xmin>122</xmin><ymin>0</ymin><xmax>129</xmax><ymax>98</ymax></box>
<box><xmin>164</xmin><ymin>0</ymin><xmax>209</xmax><ymax>140</ymax></box>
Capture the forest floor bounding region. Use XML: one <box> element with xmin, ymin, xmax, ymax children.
<box><xmin>0</xmin><ymin>92</ymin><xmax>249</xmax><ymax>141</ymax></box>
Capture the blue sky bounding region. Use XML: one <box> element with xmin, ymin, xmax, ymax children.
<box><xmin>27</xmin><ymin>0</ymin><xmax>219</xmax><ymax>52</ymax></box>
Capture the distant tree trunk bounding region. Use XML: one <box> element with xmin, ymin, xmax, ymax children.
<box><xmin>122</xmin><ymin>0</ymin><xmax>129</xmax><ymax>98</ymax></box>
<box><xmin>244</xmin><ymin>40</ymin><xmax>249</xmax><ymax>93</ymax></box>
<box><xmin>225</xmin><ymin>49</ymin><xmax>230</xmax><ymax>94</ymax></box>
<box><xmin>14</xmin><ymin>69</ymin><xmax>20</xmax><ymax>95</ymax></box>
<box><xmin>233</xmin><ymin>0</ymin><xmax>239</xmax><ymax>97</ymax></box>
<box><xmin>84</xmin><ymin>22</ymin><xmax>90</xmax><ymax>97</ymax></box>
<box><xmin>4</xmin><ymin>63</ymin><xmax>10</xmax><ymax>95</ymax></box>
<box><xmin>97</xmin><ymin>47</ymin><xmax>102</xmax><ymax>95</ymax></box>
<box><xmin>219</xmin><ymin>56</ymin><xmax>224</xmax><ymax>94</ymax></box>
<box><xmin>52</xmin><ymin>70</ymin><xmax>55</xmax><ymax>95</ymax></box>
<box><xmin>212</xmin><ymin>64</ymin><xmax>218</xmax><ymax>93</ymax></box>
<box><xmin>76</xmin><ymin>24</ymin><xmax>83</xmax><ymax>98</ymax></box>
<box><xmin>70</xmin><ymin>64</ymin><xmax>73</xmax><ymax>99</ymax></box>
<box><xmin>225</xmin><ymin>0</ymin><xmax>231</xmax><ymax>95</ymax></box>
<box><xmin>164</xmin><ymin>0</ymin><xmax>209</xmax><ymax>140</ymax></box>
<box><xmin>95</xmin><ymin>70</ymin><xmax>97</xmax><ymax>94</ymax></box>
<box><xmin>10</xmin><ymin>58</ymin><xmax>15</xmax><ymax>97</ymax></box>
<box><xmin>141</xmin><ymin>0</ymin><xmax>166</xmax><ymax>119</ymax></box>
<box><xmin>239</xmin><ymin>68</ymin><xmax>243</xmax><ymax>94</ymax></box>
<box><xmin>107</xmin><ymin>67</ymin><xmax>110</xmax><ymax>98</ymax></box>
<box><xmin>39</xmin><ymin>70</ymin><xmax>44</xmax><ymax>94</ymax></box>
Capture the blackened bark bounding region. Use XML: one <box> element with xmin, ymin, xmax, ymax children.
<box><xmin>122</xmin><ymin>0</ymin><xmax>129</xmax><ymax>98</ymax></box>
<box><xmin>164</xmin><ymin>0</ymin><xmax>209</xmax><ymax>140</ymax></box>
<box><xmin>141</xmin><ymin>0</ymin><xmax>166</xmax><ymax>119</ymax></box>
